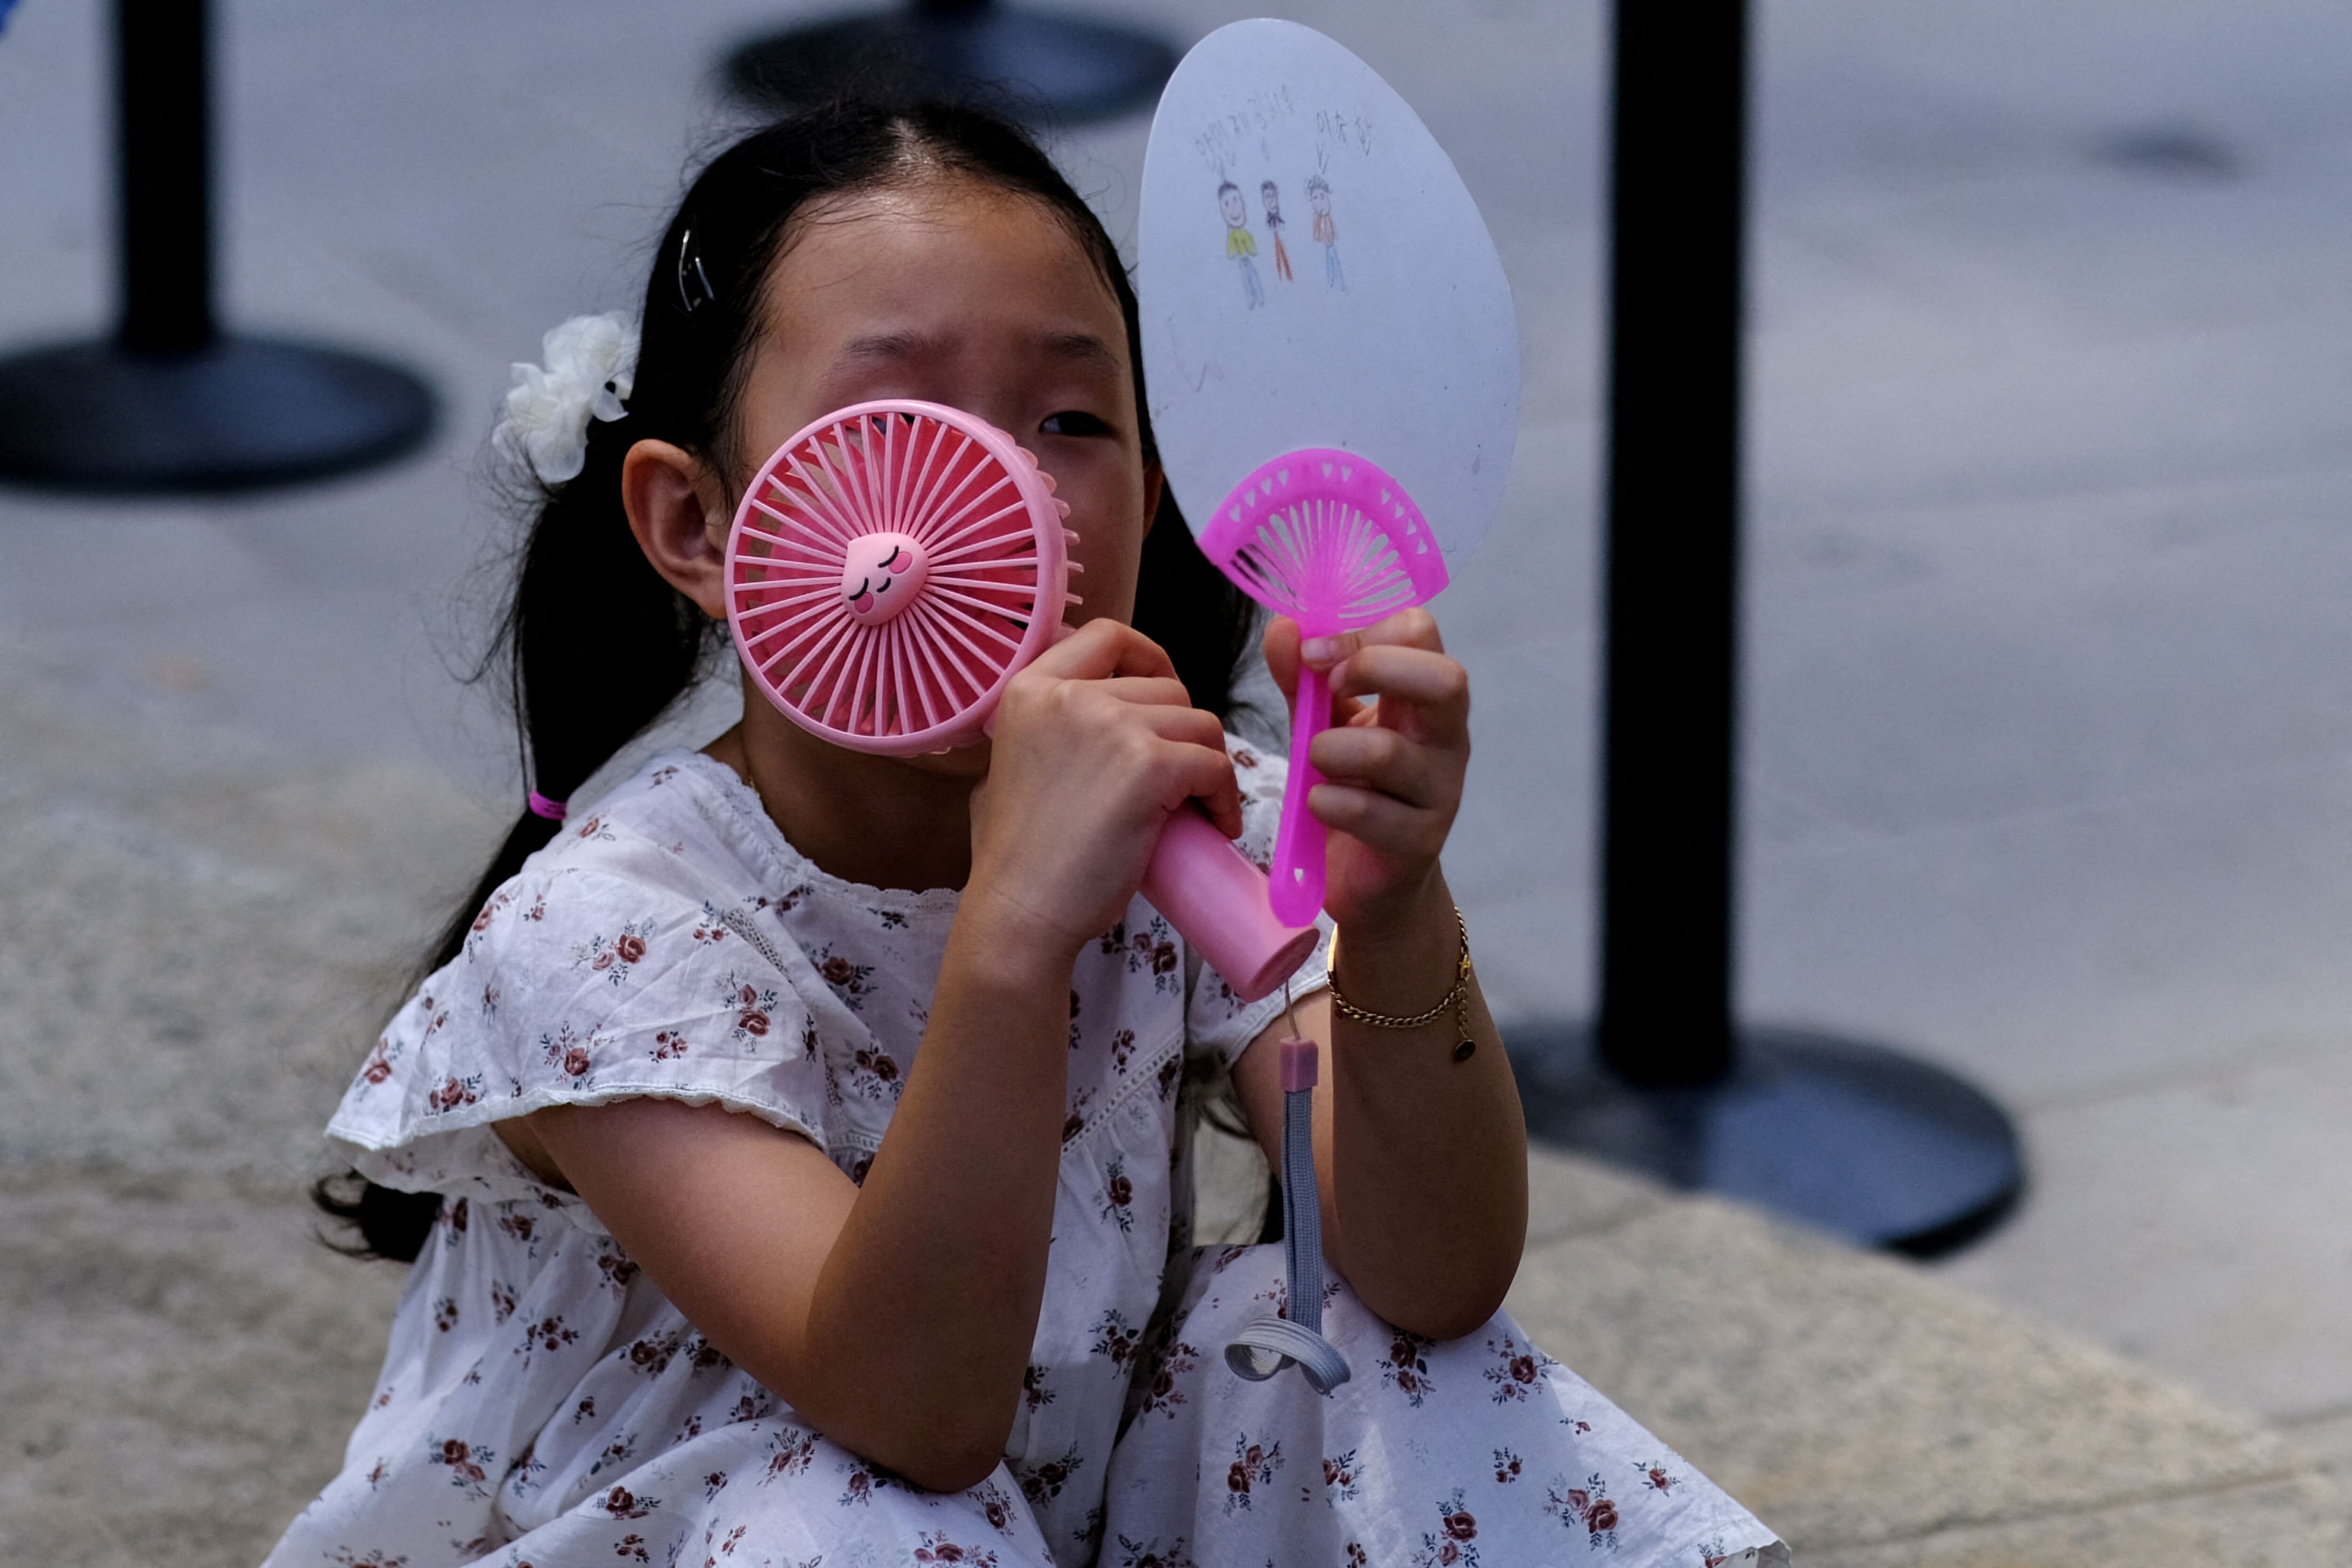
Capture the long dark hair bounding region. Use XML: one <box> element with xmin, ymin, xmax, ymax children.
<box><xmin>315</xmin><ymin>100</ymin><xmax>1256</xmax><ymax>1263</ymax></box>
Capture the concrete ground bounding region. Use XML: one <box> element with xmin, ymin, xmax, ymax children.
<box><xmin>5</xmin><ymin>0</ymin><xmax>2352</xmax><ymax>1560</ymax></box>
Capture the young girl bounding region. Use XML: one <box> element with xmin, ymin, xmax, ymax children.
<box><xmin>280</xmin><ymin>102</ymin><xmax>1782</xmax><ymax>1568</ymax></box>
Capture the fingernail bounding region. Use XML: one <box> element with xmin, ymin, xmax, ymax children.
<box><xmin>1301</xmin><ymin>637</ymin><xmax>1338</xmax><ymax>663</ymax></box>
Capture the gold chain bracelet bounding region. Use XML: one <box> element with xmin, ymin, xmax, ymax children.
<box><xmin>1325</xmin><ymin>907</ymin><xmax>1478</xmax><ymax>1061</ymax></box>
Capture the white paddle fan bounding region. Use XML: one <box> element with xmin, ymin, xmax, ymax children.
<box><xmin>1140</xmin><ymin>19</ymin><xmax>1523</xmax><ymax>1391</ymax></box>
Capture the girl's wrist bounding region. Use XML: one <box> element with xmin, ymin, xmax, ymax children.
<box><xmin>1328</xmin><ymin>874</ymin><xmax>1458</xmax><ymax>1019</ymax></box>
<box><xmin>949</xmin><ymin>882</ymin><xmax>1087</xmax><ymax>992</ymax></box>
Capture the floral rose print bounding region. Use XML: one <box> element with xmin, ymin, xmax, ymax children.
<box><xmin>1222</xmin><ymin>1435</ymin><xmax>1283</xmax><ymax>1516</ymax></box>
<box><xmin>424</xmin><ymin>1073</ymin><xmax>481</xmax><ymax>1114</ymax></box>
<box><xmin>1381</xmin><ymin>1329</ymin><xmax>1440</xmax><ymax>1406</ymax></box>
<box><xmin>536</xmin><ymin>1025</ymin><xmax>596</xmax><ymax>1083</ymax></box>
<box><xmin>1544</xmin><ymin>1472</ymin><xmax>1621</xmax><ymax>1550</ymax></box>
<box><xmin>588</xmin><ymin>1432</ymin><xmax>638</xmax><ymax>1477</ymax></box>
<box><xmin>1156</xmin><ymin>1053</ymin><xmax>1184</xmax><ymax>1101</ymax></box>
<box><xmin>574</xmin><ymin>919</ymin><xmax>652</xmax><ymax>983</ymax></box>
<box><xmin>1016</xmin><ymin>1445</ymin><xmax>1084</xmax><ymax>1508</ymax></box>
<box><xmin>719</xmin><ymin>974</ymin><xmax>782</xmax><ymax>1044</ymax></box>
<box><xmin>359</xmin><ymin>1035</ymin><xmax>399</xmax><ymax>1086</ymax></box>
<box><xmin>760</xmin><ymin>1426</ymin><xmax>818</xmax><ymax>1485</ymax></box>
<box><xmin>432</xmin><ymin>1297</ymin><xmax>459</xmax><ymax>1333</ymax></box>
<box><xmin>573</xmin><ymin>813</ymin><xmax>614</xmax><ymax>842</ymax></box>
<box><xmin>1322</xmin><ymin>1449</ymin><xmax>1362</xmax><ymax>1504</ymax></box>
<box><xmin>812</xmin><ymin>945</ymin><xmax>874</xmax><ymax>1009</ymax></box>
<box><xmin>514</xmin><ymin>1313</ymin><xmax>578</xmax><ymax>1369</ymax></box>
<box><xmin>970</xmin><ymin>1480</ymin><xmax>1018</xmax><ymax>1533</ymax></box>
<box><xmin>839</xmin><ymin>1457</ymin><xmax>900</xmax><ymax>1507</ymax></box>
<box><xmin>1495</xmin><ymin>1448</ymin><xmax>1523</xmax><ymax>1484</ymax></box>
<box><xmin>597</xmin><ymin>1252</ymin><xmax>641</xmax><ymax>1296</ymax></box>
<box><xmin>597</xmin><ymin>1486</ymin><xmax>663</xmax><ymax>1523</ymax></box>
<box><xmin>1411</xmin><ymin>1487</ymin><xmax>1484</xmax><ymax>1567</ymax></box>
<box><xmin>428</xmin><ymin>1434</ymin><xmax>496</xmax><ymax>1498</ymax></box>
<box><xmin>1099</xmin><ymin>1154</ymin><xmax>1135</xmax><ymax>1232</ymax></box>
<box><xmin>1022</xmin><ymin>1362</ymin><xmax>1056</xmax><ymax>1413</ymax></box>
<box><xmin>627</xmin><ymin>1335</ymin><xmax>675</xmax><ymax>1376</ymax></box>
<box><xmin>1108</xmin><ymin>1027</ymin><xmax>1137</xmax><ymax>1074</ymax></box>
<box><xmin>1090</xmin><ymin>1308</ymin><xmax>1143</xmax><ymax>1369</ymax></box>
<box><xmin>1636</xmin><ymin>1458</ymin><xmax>1679</xmax><ymax>1494</ymax></box>
<box><xmin>913</xmin><ymin>1533</ymin><xmax>997</xmax><ymax>1566</ymax></box>
<box><xmin>650</xmin><ymin>1028</ymin><xmax>689</xmax><ymax>1061</ymax></box>
<box><xmin>1132</xmin><ymin>1338</ymin><xmax>1198</xmax><ymax>1422</ymax></box>
<box><xmin>1485</xmin><ymin>1332</ymin><xmax>1548</xmax><ymax>1402</ymax></box>
<box><xmin>850</xmin><ymin>1043</ymin><xmax>904</xmax><ymax>1101</ymax></box>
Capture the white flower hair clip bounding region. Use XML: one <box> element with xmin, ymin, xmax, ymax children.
<box><xmin>493</xmin><ymin>312</ymin><xmax>640</xmax><ymax>485</ymax></box>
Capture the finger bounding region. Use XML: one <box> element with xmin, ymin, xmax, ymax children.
<box><xmin>1305</xmin><ymin>782</ymin><xmax>1449</xmax><ymax>863</ymax></box>
<box><xmin>1308</xmin><ymin>723</ymin><xmax>1461</xmax><ymax>814</ymax></box>
<box><xmin>1326</xmin><ymin>646</ymin><xmax>1471</xmax><ymax>740</ymax></box>
<box><xmin>1030</xmin><ymin>618</ymin><xmax>1179</xmax><ymax>682</ymax></box>
<box><xmin>1095</xmin><ymin>676</ymin><xmax>1197</xmax><ymax>710</ymax></box>
<box><xmin>1299</xmin><ymin>606</ymin><xmax>1444</xmax><ymax>672</ymax></box>
<box><xmin>1142</xmin><ymin>729</ymin><xmax>1244</xmax><ymax>836</ymax></box>
<box><xmin>1263</xmin><ymin>616</ymin><xmax>1367</xmax><ymax>729</ymax></box>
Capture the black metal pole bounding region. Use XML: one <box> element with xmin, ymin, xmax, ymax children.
<box><xmin>0</xmin><ymin>0</ymin><xmax>432</xmax><ymax>492</ymax></box>
<box><xmin>117</xmin><ymin>0</ymin><xmax>215</xmax><ymax>354</ymax></box>
<box><xmin>722</xmin><ymin>0</ymin><xmax>1177</xmax><ymax>127</ymax></box>
<box><xmin>1598</xmin><ymin>0</ymin><xmax>1748</xmax><ymax>1085</ymax></box>
<box><xmin>1508</xmin><ymin>0</ymin><xmax>2024</xmax><ymax>1255</ymax></box>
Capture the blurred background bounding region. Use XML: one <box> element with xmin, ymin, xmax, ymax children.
<box><xmin>4</xmin><ymin>0</ymin><xmax>2352</xmax><ymax>1559</ymax></box>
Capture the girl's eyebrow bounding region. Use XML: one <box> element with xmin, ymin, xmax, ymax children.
<box><xmin>834</xmin><ymin>329</ymin><xmax>1119</xmax><ymax>372</ymax></box>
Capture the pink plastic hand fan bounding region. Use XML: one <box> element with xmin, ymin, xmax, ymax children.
<box><xmin>1200</xmin><ymin>448</ymin><xmax>1451</xmax><ymax>925</ymax></box>
<box><xmin>724</xmin><ymin>398</ymin><xmax>1319</xmax><ymax>1002</ymax></box>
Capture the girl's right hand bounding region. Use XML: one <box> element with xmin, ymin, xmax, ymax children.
<box><xmin>966</xmin><ymin>619</ymin><xmax>1241</xmax><ymax>959</ymax></box>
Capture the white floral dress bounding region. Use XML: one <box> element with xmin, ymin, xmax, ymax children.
<box><xmin>270</xmin><ymin>748</ymin><xmax>1784</xmax><ymax>1568</ymax></box>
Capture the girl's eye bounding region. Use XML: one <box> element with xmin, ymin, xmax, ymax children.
<box><xmin>1039</xmin><ymin>410</ymin><xmax>1110</xmax><ymax>437</ymax></box>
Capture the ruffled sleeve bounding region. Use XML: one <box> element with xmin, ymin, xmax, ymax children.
<box><xmin>1183</xmin><ymin>736</ymin><xmax>1335</xmax><ymax>1070</ymax></box>
<box><xmin>326</xmin><ymin>823</ymin><xmax>834</xmax><ymax>1210</ymax></box>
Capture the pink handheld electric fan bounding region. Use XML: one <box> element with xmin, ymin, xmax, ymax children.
<box><xmin>724</xmin><ymin>398</ymin><xmax>1320</xmax><ymax>1003</ymax></box>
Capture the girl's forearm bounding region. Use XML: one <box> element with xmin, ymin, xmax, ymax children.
<box><xmin>1327</xmin><ymin>881</ymin><xmax>1527</xmax><ymax>1340</ymax></box>
<box><xmin>795</xmin><ymin>897</ymin><xmax>1075</xmax><ymax>1487</ymax></box>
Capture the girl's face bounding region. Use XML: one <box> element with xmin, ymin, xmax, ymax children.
<box><xmin>723</xmin><ymin>177</ymin><xmax>1156</xmax><ymax>631</ymax></box>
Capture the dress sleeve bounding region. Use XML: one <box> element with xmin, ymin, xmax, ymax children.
<box><xmin>1184</xmin><ymin>737</ymin><xmax>1335</xmax><ymax>1072</ymax></box>
<box><xmin>326</xmin><ymin>858</ymin><xmax>832</xmax><ymax>1202</ymax></box>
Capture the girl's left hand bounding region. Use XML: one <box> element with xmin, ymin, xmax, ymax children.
<box><xmin>1262</xmin><ymin>607</ymin><xmax>1469</xmax><ymax>936</ymax></box>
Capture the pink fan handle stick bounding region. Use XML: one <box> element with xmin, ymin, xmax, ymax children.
<box><xmin>1199</xmin><ymin>448</ymin><xmax>1450</xmax><ymax>929</ymax></box>
<box><xmin>1273</xmin><ymin>657</ymin><xmax>1336</xmax><ymax>925</ymax></box>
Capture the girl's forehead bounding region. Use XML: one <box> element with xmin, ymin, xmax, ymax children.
<box><xmin>771</xmin><ymin>182</ymin><xmax>1113</xmax><ymax>315</ymax></box>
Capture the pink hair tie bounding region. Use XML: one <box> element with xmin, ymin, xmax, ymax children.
<box><xmin>526</xmin><ymin>789</ymin><xmax>569</xmax><ymax>822</ymax></box>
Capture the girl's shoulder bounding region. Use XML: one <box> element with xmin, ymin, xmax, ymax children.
<box><xmin>325</xmin><ymin>752</ymin><xmax>852</xmax><ymax>1210</ymax></box>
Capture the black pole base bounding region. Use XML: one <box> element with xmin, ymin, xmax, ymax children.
<box><xmin>723</xmin><ymin>6</ymin><xmax>1178</xmax><ymax>125</ymax></box>
<box><xmin>1509</xmin><ymin>1022</ymin><xmax>2024</xmax><ymax>1258</ymax></box>
<box><xmin>0</xmin><ymin>335</ymin><xmax>434</xmax><ymax>495</ymax></box>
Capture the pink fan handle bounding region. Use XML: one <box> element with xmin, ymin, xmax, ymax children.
<box><xmin>1270</xmin><ymin>662</ymin><xmax>1333</xmax><ymax>927</ymax></box>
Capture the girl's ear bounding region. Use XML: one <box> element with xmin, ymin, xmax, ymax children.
<box><xmin>622</xmin><ymin>439</ymin><xmax>731</xmax><ymax>620</ymax></box>
<box><xmin>1142</xmin><ymin>462</ymin><xmax>1166</xmax><ymax>539</ymax></box>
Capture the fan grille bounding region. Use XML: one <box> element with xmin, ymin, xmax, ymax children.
<box><xmin>1196</xmin><ymin>449</ymin><xmax>1448</xmax><ymax>636</ymax></box>
<box><xmin>725</xmin><ymin>401</ymin><xmax>1068</xmax><ymax>754</ymax></box>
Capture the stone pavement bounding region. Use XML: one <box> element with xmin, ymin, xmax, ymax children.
<box><xmin>7</xmin><ymin>0</ymin><xmax>2352</xmax><ymax>1560</ymax></box>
